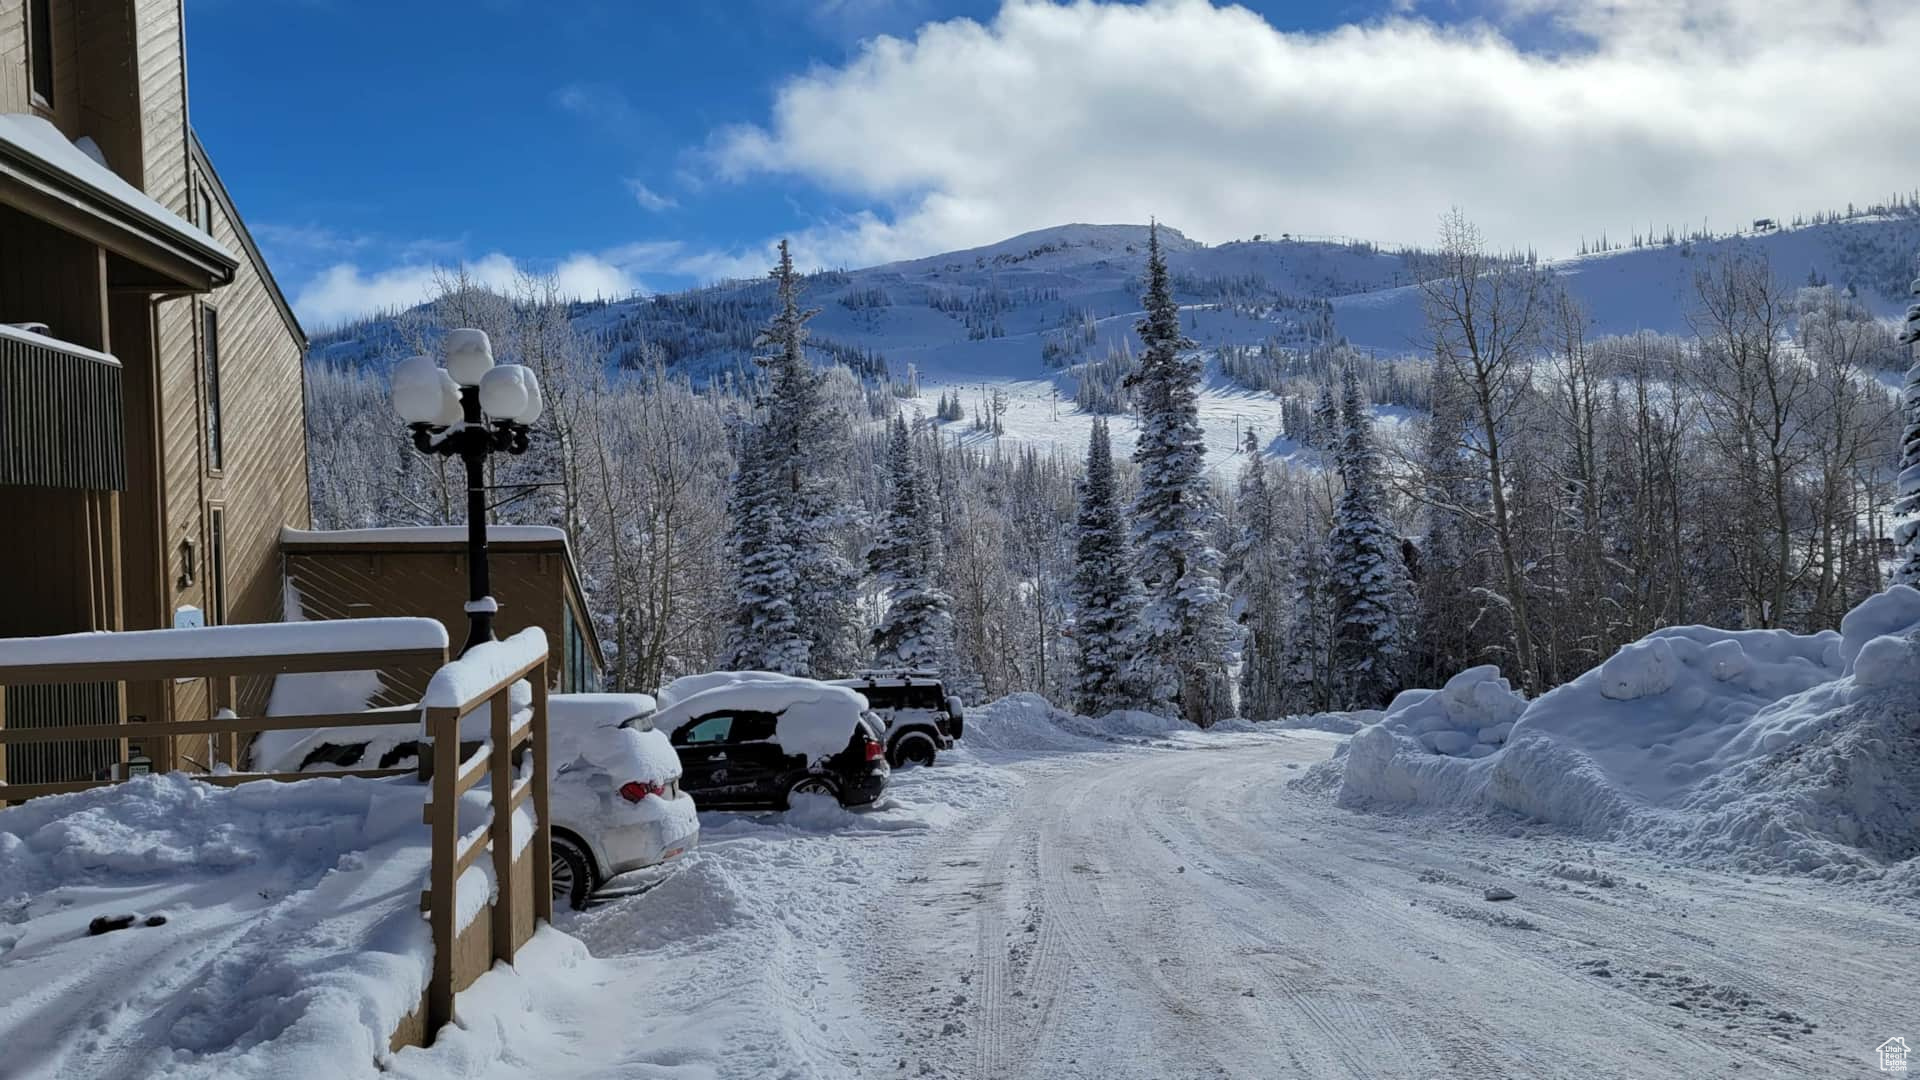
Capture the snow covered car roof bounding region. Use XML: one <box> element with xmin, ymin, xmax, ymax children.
<box><xmin>549</xmin><ymin>692</ymin><xmax>658</xmax><ymax>731</ymax></box>
<box><xmin>551</xmin><ymin>720</ymin><xmax>680</xmax><ymax>788</ymax></box>
<box><xmin>653</xmin><ymin>674</ymin><xmax>872</xmax><ymax>764</ymax></box>
<box><xmin>656</xmin><ymin>670</ymin><xmax>820</xmax><ymax>711</ymax></box>
<box><xmin>831</xmin><ymin>670</ymin><xmax>948</xmax><ymax>686</ymax></box>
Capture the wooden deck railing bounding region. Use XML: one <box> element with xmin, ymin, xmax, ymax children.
<box><xmin>0</xmin><ymin>621</ymin><xmax>555</xmax><ymax>1049</ymax></box>
<box><xmin>0</xmin><ymin>637</ymin><xmax>449</xmax><ymax>802</ymax></box>
<box><xmin>413</xmin><ymin>644</ymin><xmax>553</xmax><ymax>1041</ymax></box>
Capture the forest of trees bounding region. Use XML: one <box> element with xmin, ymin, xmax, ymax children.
<box><xmin>304</xmin><ymin>214</ymin><xmax>1915</xmax><ymax>723</ymax></box>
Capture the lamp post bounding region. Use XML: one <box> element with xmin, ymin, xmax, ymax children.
<box><xmin>390</xmin><ymin>328</ymin><xmax>545</xmax><ymax>655</ymax></box>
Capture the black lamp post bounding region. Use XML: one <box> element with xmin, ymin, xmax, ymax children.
<box><xmin>391</xmin><ymin>329</ymin><xmax>543</xmax><ymax>656</ymax></box>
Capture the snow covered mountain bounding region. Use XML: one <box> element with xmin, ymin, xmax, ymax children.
<box><xmin>310</xmin><ymin>213</ymin><xmax>1920</xmax><ymax>470</ymax></box>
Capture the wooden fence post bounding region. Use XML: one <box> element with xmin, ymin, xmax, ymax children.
<box><xmin>427</xmin><ymin>709</ymin><xmax>457</xmax><ymax>1035</ymax></box>
<box><xmin>488</xmin><ymin>688</ymin><xmax>515</xmax><ymax>964</ymax></box>
<box><xmin>532</xmin><ymin>661</ymin><xmax>552</xmax><ymax>923</ymax></box>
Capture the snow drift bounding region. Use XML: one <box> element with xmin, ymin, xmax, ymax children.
<box><xmin>0</xmin><ymin>775</ymin><xmax>432</xmax><ymax>1075</ymax></box>
<box><xmin>961</xmin><ymin>693</ymin><xmax>1188</xmax><ymax>752</ymax></box>
<box><xmin>1305</xmin><ymin>587</ymin><xmax>1920</xmax><ymax>888</ymax></box>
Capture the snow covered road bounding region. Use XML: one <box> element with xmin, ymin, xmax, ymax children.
<box><xmin>860</xmin><ymin>735</ymin><xmax>1918</xmax><ymax>1079</ymax></box>
<box><xmin>402</xmin><ymin>729</ymin><xmax>1917</xmax><ymax>1080</ymax></box>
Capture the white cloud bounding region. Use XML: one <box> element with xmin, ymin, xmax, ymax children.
<box><xmin>709</xmin><ymin>0</ymin><xmax>1920</xmax><ymax>264</ymax></box>
<box><xmin>553</xmin><ymin>253</ymin><xmax>644</xmax><ymax>301</ymax></box>
<box><xmin>625</xmin><ymin>179</ymin><xmax>679</xmax><ymax>212</ymax></box>
<box><xmin>293</xmin><ymin>251</ymin><xmax>643</xmax><ymax>327</ymax></box>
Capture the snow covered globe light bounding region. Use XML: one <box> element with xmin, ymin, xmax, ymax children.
<box><xmin>443</xmin><ymin>327</ymin><xmax>495</xmax><ymax>386</ymax></box>
<box><xmin>517</xmin><ymin>370</ymin><xmax>544</xmax><ymax>425</ymax></box>
<box><xmin>478</xmin><ymin>363</ymin><xmax>531</xmax><ymax>420</ymax></box>
<box><xmin>391</xmin><ymin>355</ymin><xmax>445</xmax><ymax>424</ymax></box>
<box><xmin>389</xmin><ymin>330</ymin><xmax>542</xmax><ymax>656</ymax></box>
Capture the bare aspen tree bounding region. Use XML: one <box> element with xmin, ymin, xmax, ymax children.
<box><xmin>1419</xmin><ymin>210</ymin><xmax>1550</xmax><ymax>689</ymax></box>
<box><xmin>1681</xmin><ymin>254</ymin><xmax>1815</xmax><ymax>628</ymax></box>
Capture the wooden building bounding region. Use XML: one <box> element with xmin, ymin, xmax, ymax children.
<box><xmin>0</xmin><ymin>0</ymin><xmax>308</xmax><ymax>783</ymax></box>
<box><xmin>282</xmin><ymin>526</ymin><xmax>606</xmax><ymax>703</ymax></box>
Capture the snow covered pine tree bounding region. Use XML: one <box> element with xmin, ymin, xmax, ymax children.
<box><xmin>727</xmin><ymin>423</ymin><xmax>810</xmax><ymax>673</ymax></box>
<box><xmin>1070</xmin><ymin>417</ymin><xmax>1143</xmax><ymax>716</ymax></box>
<box><xmin>1897</xmin><ymin>274</ymin><xmax>1920</xmax><ymax>585</ymax></box>
<box><xmin>1326</xmin><ymin>362</ymin><xmax>1414</xmax><ymax>708</ymax></box>
<box><xmin>1228</xmin><ymin>429</ymin><xmax>1288</xmax><ymax>721</ymax></box>
<box><xmin>871</xmin><ymin>414</ymin><xmax>956</xmax><ymax>670</ymax></box>
<box><xmin>1125</xmin><ymin>224</ymin><xmax>1236</xmax><ymax>725</ymax></box>
<box><xmin>727</xmin><ymin>239</ymin><xmax>862</xmax><ymax>675</ymax></box>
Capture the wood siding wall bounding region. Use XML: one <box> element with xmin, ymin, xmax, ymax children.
<box><xmin>181</xmin><ymin>154</ymin><xmax>310</xmax><ymax>718</ymax></box>
<box><xmin>0</xmin><ymin>1</ymin><xmax>23</xmax><ymax>113</ymax></box>
<box><xmin>0</xmin><ymin>203</ymin><xmax>108</xmax><ymax>348</ymax></box>
<box><xmin>0</xmin><ymin>0</ymin><xmax>309</xmax><ymax>756</ymax></box>
<box><xmin>285</xmin><ymin>543</ymin><xmax>591</xmax><ymax>701</ymax></box>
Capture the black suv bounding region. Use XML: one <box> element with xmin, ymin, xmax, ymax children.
<box><xmin>667</xmin><ymin>707</ymin><xmax>890</xmax><ymax>809</ymax></box>
<box><xmin>830</xmin><ymin>672</ymin><xmax>964</xmax><ymax>767</ymax></box>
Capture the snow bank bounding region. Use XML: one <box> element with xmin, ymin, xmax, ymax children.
<box><xmin>961</xmin><ymin>693</ymin><xmax>1188</xmax><ymax>752</ymax></box>
<box><xmin>1275</xmin><ymin>710</ymin><xmax>1381</xmax><ymax>735</ymax></box>
<box><xmin>1377</xmin><ymin>666</ymin><xmax>1526</xmax><ymax>758</ymax></box>
<box><xmin>1303</xmin><ymin>587</ymin><xmax>1920</xmax><ymax>889</ymax></box>
<box><xmin>0</xmin><ymin>775</ymin><xmax>432</xmax><ymax>1075</ymax></box>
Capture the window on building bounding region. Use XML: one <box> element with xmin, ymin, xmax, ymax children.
<box><xmin>199</xmin><ymin>186</ymin><xmax>215</xmax><ymax>233</ymax></box>
<box><xmin>203</xmin><ymin>306</ymin><xmax>223</xmax><ymax>470</ymax></box>
<box><xmin>28</xmin><ymin>0</ymin><xmax>53</xmax><ymax>106</ymax></box>
<box><xmin>207</xmin><ymin>506</ymin><xmax>227</xmax><ymax>625</ymax></box>
<box><xmin>564</xmin><ymin>610</ymin><xmax>585</xmax><ymax>691</ymax></box>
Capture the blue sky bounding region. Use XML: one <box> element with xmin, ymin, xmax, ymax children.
<box><xmin>184</xmin><ymin>0</ymin><xmax>1920</xmax><ymax>327</ymax></box>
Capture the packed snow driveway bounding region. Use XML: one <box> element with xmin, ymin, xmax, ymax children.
<box><xmin>862</xmin><ymin>736</ymin><xmax>1919</xmax><ymax>1079</ymax></box>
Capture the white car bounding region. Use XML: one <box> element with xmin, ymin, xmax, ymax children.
<box><xmin>250</xmin><ymin>690</ymin><xmax>699</xmax><ymax>911</ymax></box>
<box><xmin>546</xmin><ymin>693</ymin><xmax>701</xmax><ymax>909</ymax></box>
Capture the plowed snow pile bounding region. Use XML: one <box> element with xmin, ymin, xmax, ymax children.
<box><xmin>962</xmin><ymin>692</ymin><xmax>1188</xmax><ymax>751</ymax></box>
<box><xmin>1304</xmin><ymin>587</ymin><xmax>1920</xmax><ymax>889</ymax></box>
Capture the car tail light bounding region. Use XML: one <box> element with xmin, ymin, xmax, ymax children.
<box><xmin>620</xmin><ymin>780</ymin><xmax>667</xmax><ymax>803</ymax></box>
<box><xmin>864</xmin><ymin>738</ymin><xmax>885</xmax><ymax>763</ymax></box>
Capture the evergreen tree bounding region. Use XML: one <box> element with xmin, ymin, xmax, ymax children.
<box><xmin>1895</xmin><ymin>275</ymin><xmax>1920</xmax><ymax>585</ymax></box>
<box><xmin>728</xmin><ymin>239</ymin><xmax>862</xmax><ymax>676</ymax></box>
<box><xmin>1070</xmin><ymin>418</ymin><xmax>1142</xmax><ymax>716</ymax></box>
<box><xmin>1310</xmin><ymin>381</ymin><xmax>1339</xmax><ymax>450</ymax></box>
<box><xmin>871</xmin><ymin>414</ymin><xmax>955</xmax><ymax>670</ymax></box>
<box><xmin>727</xmin><ymin>426</ymin><xmax>809</xmax><ymax>672</ymax></box>
<box><xmin>1126</xmin><ymin>224</ymin><xmax>1235</xmax><ymax>725</ymax></box>
<box><xmin>1325</xmin><ymin>363</ymin><xmax>1413</xmax><ymax>708</ymax></box>
<box><xmin>1279</xmin><ymin>530</ymin><xmax>1335</xmax><ymax>714</ymax></box>
<box><xmin>1228</xmin><ymin>432</ymin><xmax>1288</xmax><ymax>720</ymax></box>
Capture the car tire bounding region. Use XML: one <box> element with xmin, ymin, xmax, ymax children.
<box><xmin>550</xmin><ymin>834</ymin><xmax>598</xmax><ymax>911</ymax></box>
<box><xmin>891</xmin><ymin>732</ymin><xmax>938</xmax><ymax>769</ymax></box>
<box><xmin>785</xmin><ymin>775</ymin><xmax>841</xmax><ymax>809</ymax></box>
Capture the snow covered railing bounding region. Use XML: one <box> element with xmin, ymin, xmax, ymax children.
<box><xmin>0</xmin><ymin>618</ymin><xmax>449</xmax><ymax>802</ymax></box>
<box><xmin>409</xmin><ymin>628</ymin><xmax>552</xmax><ymax>1046</ymax></box>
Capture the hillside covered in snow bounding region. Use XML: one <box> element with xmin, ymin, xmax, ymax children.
<box><xmin>308</xmin><ymin>211</ymin><xmax>1920</xmax><ymax>470</ymax></box>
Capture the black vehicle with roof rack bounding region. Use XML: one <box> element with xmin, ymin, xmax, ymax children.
<box><xmin>828</xmin><ymin>670</ymin><xmax>964</xmax><ymax>768</ymax></box>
